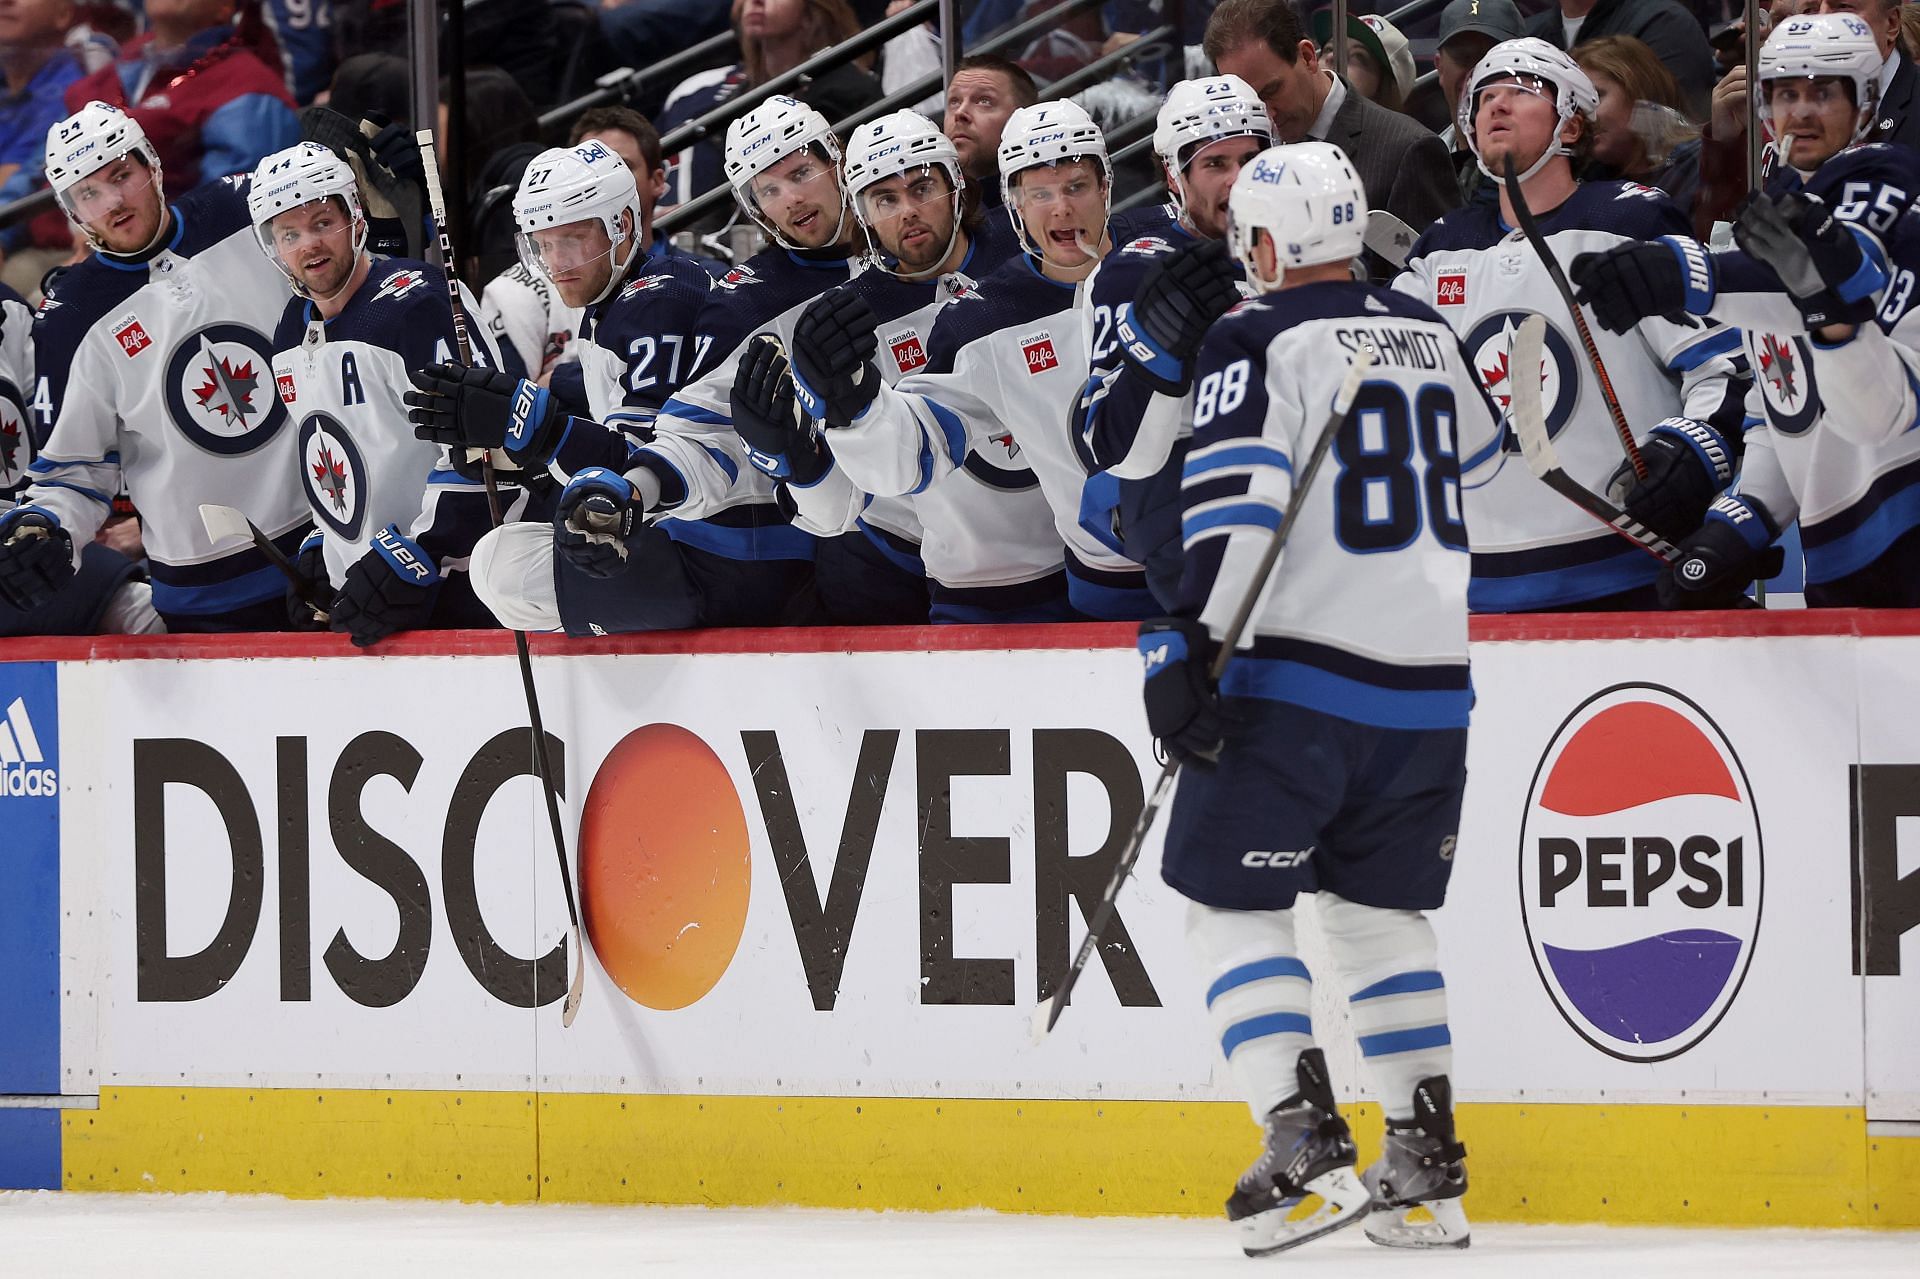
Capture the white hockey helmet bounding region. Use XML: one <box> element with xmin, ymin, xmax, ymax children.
<box><xmin>724</xmin><ymin>95</ymin><xmax>847</xmax><ymax>249</ymax></box>
<box><xmin>998</xmin><ymin>99</ymin><xmax>1111</xmax><ymax>261</ymax></box>
<box><xmin>512</xmin><ymin>140</ymin><xmax>645</xmax><ymax>304</ymax></box>
<box><xmin>1759</xmin><ymin>13</ymin><xmax>1883</xmax><ymax>145</ymax></box>
<box><xmin>842</xmin><ymin>111</ymin><xmax>965</xmax><ymax>276</ymax></box>
<box><xmin>44</xmin><ymin>101</ymin><xmax>164</xmax><ymax>243</ymax></box>
<box><xmin>1459</xmin><ymin>37</ymin><xmax>1599</xmax><ymax>183</ymax></box>
<box><xmin>1226</xmin><ymin>142</ymin><xmax>1368</xmax><ymax>293</ymax></box>
<box><xmin>248</xmin><ymin>142</ymin><xmax>368</xmax><ymax>291</ymax></box>
<box><xmin>1153</xmin><ymin>76</ymin><xmax>1273</xmax><ymax>221</ymax></box>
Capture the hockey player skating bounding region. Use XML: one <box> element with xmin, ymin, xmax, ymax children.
<box><xmin>0</xmin><ymin>102</ymin><xmax>307</xmax><ymax>632</ymax></box>
<box><xmin>739</xmin><ymin>109</ymin><xmax>1063</xmax><ymax>623</ymax></box>
<box><xmin>1393</xmin><ymin>40</ymin><xmax>1749</xmax><ymax>611</ymax></box>
<box><xmin>1074</xmin><ymin>74</ymin><xmax>1272</xmax><ymax>606</ymax></box>
<box><xmin>1144</xmin><ymin>140</ymin><xmax>1494</xmax><ymax>1256</ymax></box>
<box><xmin>790</xmin><ymin>99</ymin><xmax>1158</xmax><ymax>620</ymax></box>
<box><xmin>1571</xmin><ymin>13</ymin><xmax>1920</xmax><ymax>607</ymax></box>
<box><xmin>248</xmin><ymin>141</ymin><xmax>498</xmax><ymax>646</ymax></box>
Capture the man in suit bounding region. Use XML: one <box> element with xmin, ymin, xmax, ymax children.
<box><xmin>1525</xmin><ymin>0</ymin><xmax>1718</xmax><ymax>117</ymax></box>
<box><xmin>1204</xmin><ymin>0</ymin><xmax>1460</xmax><ymax>261</ymax></box>
<box><xmin>1821</xmin><ymin>0</ymin><xmax>1920</xmax><ymax>149</ymax></box>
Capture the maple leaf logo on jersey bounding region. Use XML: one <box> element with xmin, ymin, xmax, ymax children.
<box><xmin>1123</xmin><ymin>235</ymin><xmax>1172</xmax><ymax>256</ymax></box>
<box><xmin>1759</xmin><ymin>335</ymin><xmax>1799</xmax><ymax>403</ymax></box>
<box><xmin>988</xmin><ymin>429</ymin><xmax>1021</xmax><ymax>459</ymax></box>
<box><xmin>1614</xmin><ymin>183</ymin><xmax>1664</xmax><ymax>201</ymax></box>
<box><xmin>715</xmin><ymin>265</ymin><xmax>761</xmax><ymax>291</ymax></box>
<box><xmin>194</xmin><ymin>355</ymin><xmax>261</xmax><ymax>424</ymax></box>
<box><xmin>620</xmin><ymin>274</ymin><xmax>671</xmax><ymax>300</ymax></box>
<box><xmin>312</xmin><ymin>443</ymin><xmax>350</xmax><ymax>513</ymax></box>
<box><xmin>375</xmin><ymin>270</ymin><xmax>428</xmax><ymax>303</ymax></box>
<box><xmin>0</xmin><ymin>416</ymin><xmax>18</xmax><ymax>475</ymax></box>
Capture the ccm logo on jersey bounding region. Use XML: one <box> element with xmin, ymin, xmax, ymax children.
<box><xmin>1020</xmin><ymin>331</ymin><xmax>1058</xmax><ymax>375</ymax></box>
<box><xmin>374</xmin><ymin>270</ymin><xmax>428</xmax><ymax>302</ymax></box>
<box><xmin>888</xmin><ymin>331</ymin><xmax>927</xmax><ymax>373</ymax></box>
<box><xmin>1243</xmin><ymin>847</ymin><xmax>1313</xmax><ymax>869</ymax></box>
<box><xmin>113</xmin><ymin>316</ymin><xmax>153</xmax><ymax>357</ymax></box>
<box><xmin>1436</xmin><ymin>274</ymin><xmax>1467</xmax><ymax>306</ymax></box>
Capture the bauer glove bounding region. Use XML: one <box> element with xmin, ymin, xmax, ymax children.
<box><xmin>1118</xmin><ymin>239</ymin><xmax>1242</xmax><ymax>396</ymax></box>
<box><xmin>0</xmin><ymin>507</ymin><xmax>74</xmax><ymax>612</ymax></box>
<box><xmin>331</xmin><ymin>524</ymin><xmax>438</xmax><ymax>647</ymax></box>
<box><xmin>407</xmin><ymin>364</ymin><xmax>569</xmax><ymax>469</ymax></box>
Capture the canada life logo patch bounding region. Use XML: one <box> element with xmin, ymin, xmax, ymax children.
<box><xmin>1020</xmin><ymin>330</ymin><xmax>1058</xmax><ymax>375</ymax></box>
<box><xmin>888</xmin><ymin>330</ymin><xmax>927</xmax><ymax>374</ymax></box>
<box><xmin>1518</xmin><ymin>684</ymin><xmax>1762</xmax><ymax>1062</ymax></box>
<box><xmin>1436</xmin><ymin>273</ymin><xmax>1467</xmax><ymax>306</ymax></box>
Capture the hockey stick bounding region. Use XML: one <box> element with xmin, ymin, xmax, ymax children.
<box><xmin>1499</xmin><ymin>153</ymin><xmax>1647</xmax><ymax>480</ymax></box>
<box><xmin>1363</xmin><ymin>210</ymin><xmax>1417</xmax><ymax>270</ymax></box>
<box><xmin>1032</xmin><ymin>347</ymin><xmax>1377</xmax><ymax>1043</ymax></box>
<box><xmin>418</xmin><ymin>129</ymin><xmax>588</xmax><ymax>1028</ymax></box>
<box><xmin>198</xmin><ymin>503</ymin><xmax>330</xmax><ymax>616</ymax></box>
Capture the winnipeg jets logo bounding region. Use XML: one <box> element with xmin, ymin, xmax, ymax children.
<box><xmin>1122</xmin><ymin>235</ymin><xmax>1172</xmax><ymax>256</ymax></box>
<box><xmin>620</xmin><ymin>273</ymin><xmax>671</xmax><ymax>300</ymax></box>
<box><xmin>0</xmin><ymin>377</ymin><xmax>30</xmax><ymax>490</ymax></box>
<box><xmin>299</xmin><ymin>412</ymin><xmax>368</xmax><ymax>539</ymax></box>
<box><xmin>1759</xmin><ymin>334</ymin><xmax>1799</xmax><ymax>403</ymax></box>
<box><xmin>1752</xmin><ymin>331</ymin><xmax>1821</xmax><ymax>436</ymax></box>
<box><xmin>1614</xmin><ymin>183</ymin><xmax>1664</xmax><ymax>202</ymax></box>
<box><xmin>715</xmin><ymin>265</ymin><xmax>761</xmax><ymax>291</ymax></box>
<box><xmin>163</xmin><ymin>324</ymin><xmax>289</xmax><ymax>455</ymax></box>
<box><xmin>374</xmin><ymin>269</ymin><xmax>428</xmax><ymax>302</ymax></box>
<box><xmin>1466</xmin><ymin>310</ymin><xmax>1577</xmax><ymax>446</ymax></box>
<box><xmin>988</xmin><ymin>429</ymin><xmax>1020</xmax><ymax>459</ymax></box>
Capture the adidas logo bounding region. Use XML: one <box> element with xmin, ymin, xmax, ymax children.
<box><xmin>0</xmin><ymin>695</ymin><xmax>56</xmax><ymax>797</ymax></box>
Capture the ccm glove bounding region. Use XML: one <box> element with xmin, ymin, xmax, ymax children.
<box><xmin>0</xmin><ymin>507</ymin><xmax>75</xmax><ymax>611</ymax></box>
<box><xmin>554</xmin><ymin>466</ymin><xmax>652</xmax><ymax>579</ymax></box>
<box><xmin>407</xmin><ymin>364</ymin><xmax>569</xmax><ymax>468</ymax></box>
<box><xmin>732</xmin><ymin>334</ymin><xmax>828</xmax><ymax>484</ymax></box>
<box><xmin>1571</xmin><ymin>235</ymin><xmax>1717</xmax><ymax>334</ymax></box>
<box><xmin>1657</xmin><ymin>495</ymin><xmax>1786</xmax><ymax>610</ymax></box>
<box><xmin>1733</xmin><ymin>191</ymin><xmax>1886</xmax><ymax>329</ymax></box>
<box><xmin>286</xmin><ymin>528</ymin><xmax>335</xmax><ymax>630</ymax></box>
<box><xmin>1137</xmin><ymin>617</ymin><xmax>1226</xmax><ymax>769</ymax></box>
<box><xmin>330</xmin><ymin>524</ymin><xmax>438</xmax><ymax>647</ymax></box>
<box><xmin>789</xmin><ymin>287</ymin><xmax>881</xmax><ymax>428</ymax></box>
<box><xmin>1605</xmin><ymin>418</ymin><xmax>1736</xmax><ymax>542</ymax></box>
<box><xmin>1117</xmin><ymin>238</ymin><xmax>1242</xmax><ymax>396</ymax></box>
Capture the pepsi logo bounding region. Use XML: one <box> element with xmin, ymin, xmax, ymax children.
<box><xmin>1518</xmin><ymin>684</ymin><xmax>1762</xmax><ymax>1063</ymax></box>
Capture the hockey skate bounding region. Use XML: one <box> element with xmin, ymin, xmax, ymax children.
<box><xmin>1361</xmin><ymin>1075</ymin><xmax>1470</xmax><ymax>1249</ymax></box>
<box><xmin>1225</xmin><ymin>1048</ymin><xmax>1372</xmax><ymax>1257</ymax></box>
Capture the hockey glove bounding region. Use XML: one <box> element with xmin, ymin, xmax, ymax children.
<box><xmin>406</xmin><ymin>364</ymin><xmax>569</xmax><ymax>469</ymax></box>
<box><xmin>1138</xmin><ymin>617</ymin><xmax>1226</xmax><ymax>769</ymax></box>
<box><xmin>1657</xmin><ymin>495</ymin><xmax>1785</xmax><ymax>610</ymax></box>
<box><xmin>1570</xmin><ymin>236</ymin><xmax>1716</xmax><ymax>334</ymax></box>
<box><xmin>555</xmin><ymin>466</ymin><xmax>652</xmax><ymax>579</ymax></box>
<box><xmin>330</xmin><ymin>524</ymin><xmax>439</xmax><ymax>647</ymax></box>
<box><xmin>1733</xmin><ymin>191</ymin><xmax>1886</xmax><ymax>330</ymax></box>
<box><xmin>732</xmin><ymin>334</ymin><xmax>829</xmax><ymax>485</ymax></box>
<box><xmin>0</xmin><ymin>507</ymin><xmax>75</xmax><ymax>612</ymax></box>
<box><xmin>1117</xmin><ymin>239</ymin><xmax>1242</xmax><ymax>396</ymax></box>
<box><xmin>1604</xmin><ymin>418</ymin><xmax>1736</xmax><ymax>542</ymax></box>
<box><xmin>790</xmin><ymin>287</ymin><xmax>881</xmax><ymax>428</ymax></box>
<box><xmin>286</xmin><ymin>528</ymin><xmax>335</xmax><ymax>630</ymax></box>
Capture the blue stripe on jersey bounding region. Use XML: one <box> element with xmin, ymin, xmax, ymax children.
<box><xmin>150</xmin><ymin>561</ymin><xmax>287</xmax><ymax>615</ymax></box>
<box><xmin>1206</xmin><ymin>956</ymin><xmax>1311</xmax><ymax>1008</ymax></box>
<box><xmin>856</xmin><ymin>517</ymin><xmax>928</xmax><ymax>575</ymax></box>
<box><xmin>426</xmin><ymin>468</ymin><xmax>482</xmax><ymax>487</ymax></box>
<box><xmin>662</xmin><ymin>513</ymin><xmax>815</xmax><ymax>562</ymax></box>
<box><xmin>1078</xmin><ymin>470</ymin><xmax>1126</xmax><ymax>556</ymax></box>
<box><xmin>922</xmin><ymin>399</ymin><xmax>968</xmax><ymax>490</ymax></box>
<box><xmin>1222</xmin><ymin>1012</ymin><xmax>1314</xmax><ymax>1057</ymax></box>
<box><xmin>1357</xmin><ymin>1024</ymin><xmax>1453</xmax><ymax>1057</ymax></box>
<box><xmin>1184</xmin><ymin>442</ymin><xmax>1293</xmax><ymax>479</ymax></box>
<box><xmin>1063</xmin><ymin>553</ymin><xmax>1153</xmax><ymax>621</ymax></box>
<box><xmin>1182</xmin><ymin>500</ymin><xmax>1283</xmax><ymax>541</ymax></box>
<box><xmin>700</xmin><ymin>444</ymin><xmax>740</xmax><ymax>484</ymax></box>
<box><xmin>1222</xmin><ymin>656</ymin><xmax>1472</xmax><ymax>730</ymax></box>
<box><xmin>1351</xmin><ymin>970</ymin><xmax>1445</xmax><ymax>1001</ymax></box>
<box><xmin>660</xmin><ymin>398</ymin><xmax>732</xmax><ymax>426</ymax></box>
<box><xmin>1668</xmin><ymin>325</ymin><xmax>1742</xmax><ymax>371</ymax></box>
<box><xmin>1800</xmin><ymin>461</ymin><xmax>1920</xmax><ymax>583</ymax></box>
<box><xmin>1468</xmin><ymin>539</ymin><xmax>1661</xmax><ymax>611</ymax></box>
<box><xmin>29</xmin><ymin>478</ymin><xmax>114</xmax><ymax>506</ymax></box>
<box><xmin>1460</xmin><ymin>428</ymin><xmax>1505</xmax><ymax>476</ymax></box>
<box><xmin>929</xmin><ymin>570</ymin><xmax>1074</xmax><ymax>624</ymax></box>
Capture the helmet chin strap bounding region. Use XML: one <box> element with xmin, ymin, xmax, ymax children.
<box><xmin>587</xmin><ymin>224</ymin><xmax>643</xmax><ymax>307</ymax></box>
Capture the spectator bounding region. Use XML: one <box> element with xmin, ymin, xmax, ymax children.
<box><xmin>1313</xmin><ymin>11</ymin><xmax>1416</xmax><ymax>114</ymax></box>
<box><xmin>655</xmin><ymin>0</ymin><xmax>880</xmax><ymax>217</ymax></box>
<box><xmin>323</xmin><ymin>50</ymin><xmax>410</xmax><ymax>125</ymax></box>
<box><xmin>0</xmin><ymin>0</ymin><xmax>85</xmax><ymax>291</ymax></box>
<box><xmin>64</xmin><ymin>0</ymin><xmax>300</xmax><ymax>189</ymax></box>
<box><xmin>1434</xmin><ymin>0</ymin><xmax>1525</xmax><ymax>206</ymax></box>
<box><xmin>1575</xmin><ymin>35</ymin><xmax>1702</xmax><ymax>207</ymax></box>
<box><xmin>600</xmin><ymin>0</ymin><xmax>733</xmax><ymax>97</ymax></box>
<box><xmin>450</xmin><ymin>65</ymin><xmax>544</xmax><ymax>284</ymax></box>
<box><xmin>1822</xmin><ymin>0</ymin><xmax>1920</xmax><ymax>146</ymax></box>
<box><xmin>568</xmin><ymin>104</ymin><xmax>725</xmax><ymax>272</ymax></box>
<box><xmin>1525</xmin><ymin>0</ymin><xmax>1718</xmax><ymax>118</ymax></box>
<box><xmin>259</xmin><ymin>0</ymin><xmax>333</xmax><ymax>104</ymax></box>
<box><xmin>942</xmin><ymin>52</ymin><xmax>1036</xmax><ymax>209</ymax></box>
<box><xmin>1204</xmin><ymin>0</ymin><xmax>1459</xmax><ymax>257</ymax></box>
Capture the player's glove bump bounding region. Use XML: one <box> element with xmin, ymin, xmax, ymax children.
<box><xmin>331</xmin><ymin>523</ymin><xmax>438</xmax><ymax>647</ymax></box>
<box><xmin>1605</xmin><ymin>417</ymin><xmax>1735</xmax><ymax>541</ymax></box>
<box><xmin>733</xmin><ymin>334</ymin><xmax>829</xmax><ymax>485</ymax></box>
<box><xmin>1138</xmin><ymin>616</ymin><xmax>1226</xmax><ymax>769</ymax></box>
<box><xmin>1733</xmin><ymin>191</ymin><xmax>1886</xmax><ymax>330</ymax></box>
<box><xmin>1571</xmin><ymin>235</ymin><xmax>1716</xmax><ymax>334</ymax></box>
<box><xmin>554</xmin><ymin>466</ymin><xmax>655</xmax><ymax>579</ymax></box>
<box><xmin>0</xmin><ymin>507</ymin><xmax>75</xmax><ymax>612</ymax></box>
<box><xmin>789</xmin><ymin>286</ymin><xmax>881</xmax><ymax>428</ymax></box>
<box><xmin>287</xmin><ymin>527</ymin><xmax>335</xmax><ymax>629</ymax></box>
<box><xmin>1658</xmin><ymin>494</ymin><xmax>1785</xmax><ymax>610</ymax></box>
<box><xmin>1118</xmin><ymin>238</ymin><xmax>1242</xmax><ymax>396</ymax></box>
<box><xmin>407</xmin><ymin>364</ymin><xmax>569</xmax><ymax>469</ymax></box>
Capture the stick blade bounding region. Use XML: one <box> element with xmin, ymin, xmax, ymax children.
<box><xmin>199</xmin><ymin>503</ymin><xmax>253</xmax><ymax>547</ymax></box>
<box><xmin>1030</xmin><ymin>994</ymin><xmax>1062</xmax><ymax>1045</ymax></box>
<box><xmin>561</xmin><ymin>922</ymin><xmax>586</xmax><ymax>1028</ymax></box>
<box><xmin>1506</xmin><ymin>315</ymin><xmax>1556</xmax><ymax>479</ymax></box>
<box><xmin>1362</xmin><ymin>210</ymin><xmax>1417</xmax><ymax>269</ymax></box>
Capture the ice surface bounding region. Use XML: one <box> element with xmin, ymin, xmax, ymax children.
<box><xmin>1</xmin><ymin>1192</ymin><xmax>1914</xmax><ymax>1278</ymax></box>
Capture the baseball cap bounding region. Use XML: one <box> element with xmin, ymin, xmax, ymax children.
<box><xmin>1438</xmin><ymin>0</ymin><xmax>1526</xmax><ymax>51</ymax></box>
<box><xmin>1312</xmin><ymin>12</ymin><xmax>1418</xmax><ymax>101</ymax></box>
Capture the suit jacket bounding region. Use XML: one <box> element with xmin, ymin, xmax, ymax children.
<box><xmin>1321</xmin><ymin>81</ymin><xmax>1462</xmax><ymax>241</ymax></box>
<box><xmin>1870</xmin><ymin>51</ymin><xmax>1920</xmax><ymax>152</ymax></box>
<box><xmin>1527</xmin><ymin>0</ymin><xmax>1717</xmax><ymax>119</ymax></box>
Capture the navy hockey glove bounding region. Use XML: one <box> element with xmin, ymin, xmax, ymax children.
<box><xmin>1733</xmin><ymin>191</ymin><xmax>1886</xmax><ymax>329</ymax></box>
<box><xmin>0</xmin><ymin>507</ymin><xmax>75</xmax><ymax>612</ymax></box>
<box><xmin>555</xmin><ymin>467</ymin><xmax>648</xmax><ymax>579</ymax></box>
<box><xmin>1117</xmin><ymin>239</ymin><xmax>1242</xmax><ymax>396</ymax></box>
<box><xmin>790</xmin><ymin>287</ymin><xmax>881</xmax><ymax>428</ymax></box>
<box><xmin>406</xmin><ymin>364</ymin><xmax>569</xmax><ymax>468</ymax></box>
<box><xmin>330</xmin><ymin>524</ymin><xmax>438</xmax><ymax>647</ymax></box>
<box><xmin>286</xmin><ymin>528</ymin><xmax>335</xmax><ymax>630</ymax></box>
<box><xmin>1571</xmin><ymin>236</ymin><xmax>1717</xmax><ymax>334</ymax></box>
<box><xmin>1605</xmin><ymin>418</ymin><xmax>1736</xmax><ymax>542</ymax></box>
<box><xmin>1657</xmin><ymin>495</ymin><xmax>1786</xmax><ymax>610</ymax></box>
<box><xmin>732</xmin><ymin>335</ymin><xmax>829</xmax><ymax>485</ymax></box>
<box><xmin>1138</xmin><ymin>617</ymin><xmax>1226</xmax><ymax>769</ymax></box>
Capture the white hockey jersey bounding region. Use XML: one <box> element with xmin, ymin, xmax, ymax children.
<box><xmin>1394</xmin><ymin>180</ymin><xmax>1749</xmax><ymax>611</ymax></box>
<box><xmin>478</xmin><ymin>260</ymin><xmax>582</xmax><ymax>381</ymax></box>
<box><xmin>26</xmin><ymin>176</ymin><xmax>309</xmax><ymax>620</ymax></box>
<box><xmin>1178</xmin><ymin>281</ymin><xmax>1499</xmax><ymax>727</ymax></box>
<box><xmin>1</xmin><ymin>284</ymin><xmax>33</xmax><ymax>503</ymax></box>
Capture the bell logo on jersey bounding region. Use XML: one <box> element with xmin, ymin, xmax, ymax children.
<box><xmin>1519</xmin><ymin>684</ymin><xmax>1763</xmax><ymax>1063</ymax></box>
<box><xmin>114</xmin><ymin>316</ymin><xmax>153</xmax><ymax>357</ymax></box>
<box><xmin>163</xmin><ymin>324</ymin><xmax>290</xmax><ymax>455</ymax></box>
<box><xmin>374</xmin><ymin>270</ymin><xmax>428</xmax><ymax>303</ymax></box>
<box><xmin>1020</xmin><ymin>331</ymin><xmax>1058</xmax><ymax>375</ymax></box>
<box><xmin>1436</xmin><ymin>274</ymin><xmax>1467</xmax><ymax>306</ymax></box>
<box><xmin>888</xmin><ymin>330</ymin><xmax>927</xmax><ymax>374</ymax></box>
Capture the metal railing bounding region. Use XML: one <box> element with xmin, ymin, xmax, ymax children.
<box><xmin>0</xmin><ymin>187</ymin><xmax>54</xmax><ymax>233</ymax></box>
<box><xmin>539</xmin><ymin>27</ymin><xmax>742</xmax><ymax>132</ymax></box>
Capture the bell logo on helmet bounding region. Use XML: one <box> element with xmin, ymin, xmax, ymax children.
<box><xmin>575</xmin><ymin>141</ymin><xmax>613</xmax><ymax>164</ymax></box>
<box><xmin>1247</xmin><ymin>157</ymin><xmax>1288</xmax><ymax>185</ymax></box>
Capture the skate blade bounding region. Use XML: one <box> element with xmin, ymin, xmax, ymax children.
<box><xmin>1240</xmin><ymin>1168</ymin><xmax>1371</xmax><ymax>1257</ymax></box>
<box><xmin>1363</xmin><ymin>1197</ymin><xmax>1471</xmax><ymax>1249</ymax></box>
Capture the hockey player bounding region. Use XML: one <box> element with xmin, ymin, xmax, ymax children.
<box><xmin>1393</xmin><ymin>40</ymin><xmax>1749</xmax><ymax>611</ymax></box>
<box><xmin>1074</xmin><ymin>75</ymin><xmax>1272</xmax><ymax>607</ymax></box>
<box><xmin>1145</xmin><ymin>140</ymin><xmax>1492</xmax><ymax>1257</ymax></box>
<box><xmin>1569</xmin><ymin>13</ymin><xmax>1920</xmax><ymax>607</ymax></box>
<box><xmin>0</xmin><ymin>102</ymin><xmax>308</xmax><ymax>632</ymax></box>
<box><xmin>739</xmin><ymin>109</ymin><xmax>1063</xmax><ymax>623</ymax></box>
<box><xmin>248</xmin><ymin>142</ymin><xmax>498</xmax><ymax>646</ymax></box>
<box><xmin>789</xmin><ymin>99</ymin><xmax>1157</xmax><ymax>620</ymax></box>
<box><xmin>413</xmin><ymin>99</ymin><xmax>850</xmax><ymax>634</ymax></box>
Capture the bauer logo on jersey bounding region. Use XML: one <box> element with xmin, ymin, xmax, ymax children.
<box><xmin>1019</xmin><ymin>330</ymin><xmax>1059</xmax><ymax>375</ymax></box>
<box><xmin>113</xmin><ymin>315</ymin><xmax>154</xmax><ymax>358</ymax></box>
<box><xmin>1518</xmin><ymin>684</ymin><xmax>1763</xmax><ymax>1063</ymax></box>
<box><xmin>1752</xmin><ymin>331</ymin><xmax>1821</xmax><ymax>436</ymax></box>
<box><xmin>887</xmin><ymin>330</ymin><xmax>927</xmax><ymax>374</ymax></box>
<box><xmin>373</xmin><ymin>270</ymin><xmax>428</xmax><ymax>303</ymax></box>
<box><xmin>1467</xmin><ymin>311</ymin><xmax>1578</xmax><ymax>441</ymax></box>
<box><xmin>0</xmin><ymin>376</ymin><xmax>32</xmax><ymax>491</ymax></box>
<box><xmin>298</xmin><ymin>412</ymin><xmax>369</xmax><ymax>539</ymax></box>
<box><xmin>164</xmin><ymin>324</ymin><xmax>290</xmax><ymax>455</ymax></box>
<box><xmin>1436</xmin><ymin>273</ymin><xmax>1466</xmax><ymax>306</ymax></box>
